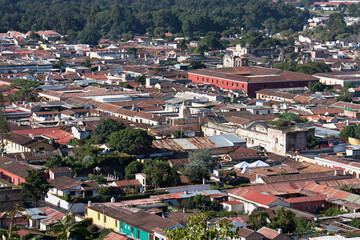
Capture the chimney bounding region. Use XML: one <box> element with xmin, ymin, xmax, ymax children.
<box><xmin>111</xmin><ymin>197</ymin><xmax>115</xmax><ymax>203</ymax></box>
<box><xmin>183</xmin><ymin>208</ymin><xmax>186</xmax><ymax>213</ymax></box>
<box><xmin>334</xmin><ymin>170</ymin><xmax>337</xmax><ymax>176</ymax></box>
<box><xmin>184</xmin><ymin>190</ymin><xmax>188</xmax><ymax>195</ymax></box>
<box><xmin>88</xmin><ymin>201</ymin><xmax>92</xmax><ymax>207</ymax></box>
<box><xmin>278</xmin><ymin>229</ymin><xmax>282</xmax><ymax>234</ymax></box>
<box><xmin>202</xmin><ymin>178</ymin><xmax>206</xmax><ymax>185</ymax></box>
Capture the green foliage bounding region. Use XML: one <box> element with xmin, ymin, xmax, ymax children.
<box><xmin>181</xmin><ymin>195</ymin><xmax>220</xmax><ymax>211</ymax></box>
<box><xmin>275</xmin><ymin>62</ymin><xmax>330</xmax><ymax>75</ymax></box>
<box><xmin>344</xmin><ymin>82</ymin><xmax>356</xmax><ymax>90</ymax></box>
<box><xmin>125</xmin><ymin>161</ymin><xmax>144</xmax><ymax>180</ymax></box>
<box><xmin>236</xmin><ymin>31</ymin><xmax>281</xmax><ymax>48</ymax></box>
<box><xmin>319</xmin><ymin>207</ymin><xmax>348</xmax><ymax>217</ymax></box>
<box><xmin>336</xmin><ymin>93</ymin><xmax>353</xmax><ymax>102</ymax></box>
<box><xmin>189</xmin><ymin>60</ymin><xmax>206</xmax><ymax>70</ymax></box>
<box><xmin>350</xmin><ymin>218</ymin><xmax>360</xmax><ymax>228</ymax></box>
<box><xmin>340</xmin><ymin>125</ymin><xmax>360</xmax><ymax>139</ymax></box>
<box><xmin>144</xmin><ymin>159</ymin><xmax>180</xmax><ymax>188</ymax></box>
<box><xmin>340</xmin><ymin>185</ymin><xmax>357</xmax><ymax>194</ymax></box>
<box><xmin>166</xmin><ymin>213</ymin><xmax>239</xmax><ymax>240</ymax></box>
<box><xmin>67</xmin><ymin>138</ymin><xmax>78</xmax><ymax>147</ymax></box>
<box><xmin>54</xmin><ymin>59</ymin><xmax>65</xmax><ymax>69</ymax></box>
<box><xmin>84</xmin><ymin>58</ymin><xmax>91</xmax><ymax>68</ymax></box>
<box><xmin>307</xmin><ymin>135</ymin><xmax>318</xmax><ymax>149</ymax></box>
<box><xmin>0</xmin><ymin>0</ymin><xmax>308</xmax><ymax>42</ymax></box>
<box><xmin>51</xmin><ymin>212</ymin><xmax>91</xmax><ymax>240</ymax></box>
<box><xmin>97</xmin><ymin>187</ymin><xmax>111</xmax><ymax>196</ymax></box>
<box><xmin>19</xmin><ymin>170</ymin><xmax>50</xmax><ymax>207</ymax></box>
<box><xmin>267</xmin><ymin>207</ymin><xmax>296</xmax><ymax>233</ymax></box>
<box><xmin>294</xmin><ymin>218</ymin><xmax>316</xmax><ymax>236</ymax></box>
<box><xmin>91</xmin><ymin>119</ymin><xmax>125</xmax><ymax>144</ymax></box>
<box><xmin>88</xmin><ymin>175</ymin><xmax>107</xmax><ymax>184</ymax></box>
<box><xmin>278</xmin><ymin>112</ymin><xmax>307</xmax><ymax>123</ymax></box>
<box><xmin>8</xmin><ymin>79</ymin><xmax>42</xmax><ymax>102</ymax></box>
<box><xmin>187</xmin><ymin>149</ymin><xmax>217</xmax><ymax>172</ymax></box>
<box><xmin>173</xmin><ymin>130</ymin><xmax>186</xmax><ymax>139</ymax></box>
<box><xmin>108</xmin><ymin>128</ymin><xmax>153</xmax><ymax>155</ymax></box>
<box><xmin>248</xmin><ymin>211</ymin><xmax>270</xmax><ymax>231</ymax></box>
<box><xmin>267</xmin><ymin>119</ymin><xmax>293</xmax><ymax>127</ymax></box>
<box><xmin>127</xmin><ymin>47</ymin><xmax>137</xmax><ymax>55</ymax></box>
<box><xmin>308</xmin><ymin>81</ymin><xmax>326</xmax><ymax>92</ymax></box>
<box><xmin>187</xmin><ymin>166</ymin><xmax>210</xmax><ymax>184</ymax></box>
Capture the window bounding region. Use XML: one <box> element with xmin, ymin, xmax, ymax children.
<box><xmin>275</xmin><ymin>138</ymin><xmax>278</xmax><ymax>144</ymax></box>
<box><xmin>98</xmin><ymin>213</ymin><xmax>100</xmax><ymax>220</ymax></box>
<box><xmin>115</xmin><ymin>221</ymin><xmax>118</xmax><ymax>227</ymax></box>
<box><xmin>306</xmin><ymin>206</ymin><xmax>309</xmax><ymax>211</ymax></box>
<box><xmin>314</xmin><ymin>205</ymin><xmax>317</xmax><ymax>210</ymax></box>
<box><xmin>104</xmin><ymin>216</ymin><xmax>106</xmax><ymax>223</ymax></box>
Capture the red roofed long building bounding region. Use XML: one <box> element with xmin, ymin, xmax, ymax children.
<box><xmin>188</xmin><ymin>66</ymin><xmax>319</xmax><ymax>97</ymax></box>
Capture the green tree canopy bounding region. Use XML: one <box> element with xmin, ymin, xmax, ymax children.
<box><xmin>144</xmin><ymin>159</ymin><xmax>180</xmax><ymax>188</ymax></box>
<box><xmin>308</xmin><ymin>81</ymin><xmax>326</xmax><ymax>92</ymax></box>
<box><xmin>187</xmin><ymin>166</ymin><xmax>210</xmax><ymax>184</ymax></box>
<box><xmin>267</xmin><ymin>207</ymin><xmax>297</xmax><ymax>233</ymax></box>
<box><xmin>8</xmin><ymin>79</ymin><xmax>42</xmax><ymax>102</ymax></box>
<box><xmin>19</xmin><ymin>170</ymin><xmax>50</xmax><ymax>207</ymax></box>
<box><xmin>248</xmin><ymin>211</ymin><xmax>269</xmax><ymax>230</ymax></box>
<box><xmin>278</xmin><ymin>112</ymin><xmax>307</xmax><ymax>123</ymax></box>
<box><xmin>181</xmin><ymin>195</ymin><xmax>220</xmax><ymax>211</ymax></box>
<box><xmin>187</xmin><ymin>149</ymin><xmax>217</xmax><ymax>172</ymax></box>
<box><xmin>108</xmin><ymin>128</ymin><xmax>153</xmax><ymax>155</ymax></box>
<box><xmin>166</xmin><ymin>213</ymin><xmax>239</xmax><ymax>240</ymax></box>
<box><xmin>275</xmin><ymin>62</ymin><xmax>330</xmax><ymax>75</ymax></box>
<box><xmin>340</xmin><ymin>125</ymin><xmax>360</xmax><ymax>139</ymax></box>
<box><xmin>91</xmin><ymin>119</ymin><xmax>125</xmax><ymax>143</ymax></box>
<box><xmin>125</xmin><ymin>161</ymin><xmax>144</xmax><ymax>179</ymax></box>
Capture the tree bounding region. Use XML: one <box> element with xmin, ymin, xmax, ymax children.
<box><xmin>340</xmin><ymin>125</ymin><xmax>360</xmax><ymax>139</ymax></box>
<box><xmin>248</xmin><ymin>211</ymin><xmax>269</xmax><ymax>230</ymax></box>
<box><xmin>340</xmin><ymin>185</ymin><xmax>357</xmax><ymax>194</ymax></box>
<box><xmin>91</xmin><ymin>119</ymin><xmax>125</xmax><ymax>143</ymax></box>
<box><xmin>294</xmin><ymin>218</ymin><xmax>316</xmax><ymax>235</ymax></box>
<box><xmin>51</xmin><ymin>209</ymin><xmax>91</xmax><ymax>240</ymax></box>
<box><xmin>78</xmin><ymin>26</ymin><xmax>101</xmax><ymax>46</ymax></box>
<box><xmin>108</xmin><ymin>128</ymin><xmax>153</xmax><ymax>155</ymax></box>
<box><xmin>308</xmin><ymin>81</ymin><xmax>325</xmax><ymax>92</ymax></box>
<box><xmin>173</xmin><ymin>130</ymin><xmax>186</xmax><ymax>139</ymax></box>
<box><xmin>187</xmin><ymin>166</ymin><xmax>210</xmax><ymax>184</ymax></box>
<box><xmin>144</xmin><ymin>159</ymin><xmax>180</xmax><ymax>188</ymax></box>
<box><xmin>8</xmin><ymin>79</ymin><xmax>42</xmax><ymax>102</ymax></box>
<box><xmin>19</xmin><ymin>170</ymin><xmax>50</xmax><ymax>207</ymax></box>
<box><xmin>54</xmin><ymin>58</ymin><xmax>65</xmax><ymax>69</ymax></box>
<box><xmin>134</xmin><ymin>75</ymin><xmax>146</xmax><ymax>85</ymax></box>
<box><xmin>84</xmin><ymin>58</ymin><xmax>91</xmax><ymax>68</ymax></box>
<box><xmin>166</xmin><ymin>214</ymin><xmax>239</xmax><ymax>240</ymax></box>
<box><xmin>127</xmin><ymin>47</ymin><xmax>137</xmax><ymax>55</ymax></box>
<box><xmin>182</xmin><ymin>195</ymin><xmax>220</xmax><ymax>211</ymax></box>
<box><xmin>267</xmin><ymin>207</ymin><xmax>296</xmax><ymax>233</ymax></box>
<box><xmin>189</xmin><ymin>60</ymin><xmax>206</xmax><ymax>70</ymax></box>
<box><xmin>350</xmin><ymin>218</ymin><xmax>360</xmax><ymax>228</ymax></box>
<box><xmin>125</xmin><ymin>161</ymin><xmax>144</xmax><ymax>179</ymax></box>
<box><xmin>45</xmin><ymin>155</ymin><xmax>66</xmax><ymax>168</ymax></box>
<box><xmin>187</xmin><ymin>149</ymin><xmax>217</xmax><ymax>172</ymax></box>
<box><xmin>278</xmin><ymin>112</ymin><xmax>307</xmax><ymax>123</ymax></box>
<box><xmin>320</xmin><ymin>207</ymin><xmax>348</xmax><ymax>217</ymax></box>
<box><xmin>307</xmin><ymin>135</ymin><xmax>318</xmax><ymax>149</ymax></box>
<box><xmin>344</xmin><ymin>81</ymin><xmax>355</xmax><ymax>90</ymax></box>
<box><xmin>88</xmin><ymin>175</ymin><xmax>107</xmax><ymax>184</ymax></box>
<box><xmin>1</xmin><ymin>205</ymin><xmax>29</xmax><ymax>240</ymax></box>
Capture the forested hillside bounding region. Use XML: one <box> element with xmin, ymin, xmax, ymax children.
<box><xmin>0</xmin><ymin>0</ymin><xmax>310</xmax><ymax>42</ymax></box>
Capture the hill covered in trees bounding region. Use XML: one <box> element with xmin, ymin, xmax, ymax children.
<box><xmin>0</xmin><ymin>0</ymin><xmax>309</xmax><ymax>43</ymax></box>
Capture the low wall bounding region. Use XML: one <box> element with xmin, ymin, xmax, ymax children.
<box><xmin>45</xmin><ymin>193</ymin><xmax>85</xmax><ymax>214</ymax></box>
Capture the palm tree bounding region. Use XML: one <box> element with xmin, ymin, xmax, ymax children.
<box><xmin>51</xmin><ymin>201</ymin><xmax>91</xmax><ymax>240</ymax></box>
